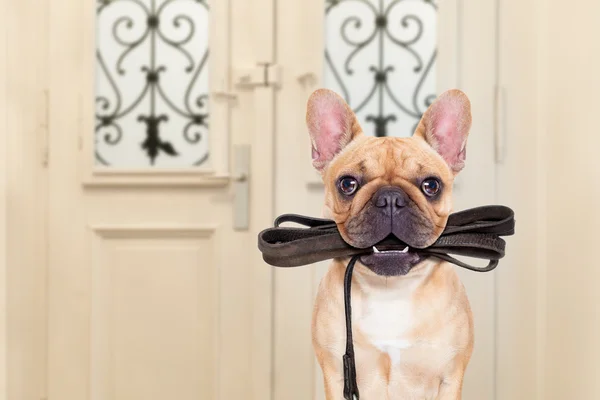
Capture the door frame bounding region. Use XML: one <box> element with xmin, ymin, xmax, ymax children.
<box><xmin>2</xmin><ymin>1</ymin><xmax>50</xmax><ymax>400</ymax></box>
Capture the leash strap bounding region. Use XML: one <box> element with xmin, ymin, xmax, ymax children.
<box><xmin>258</xmin><ymin>205</ymin><xmax>515</xmax><ymax>271</ymax></box>
<box><xmin>343</xmin><ymin>255</ymin><xmax>361</xmax><ymax>400</ymax></box>
<box><xmin>257</xmin><ymin>205</ymin><xmax>515</xmax><ymax>400</ymax></box>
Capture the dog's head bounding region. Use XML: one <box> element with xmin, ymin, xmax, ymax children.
<box><xmin>306</xmin><ymin>88</ymin><xmax>472</xmax><ymax>276</ymax></box>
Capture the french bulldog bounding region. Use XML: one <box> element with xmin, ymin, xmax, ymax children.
<box><xmin>307</xmin><ymin>88</ymin><xmax>474</xmax><ymax>399</ymax></box>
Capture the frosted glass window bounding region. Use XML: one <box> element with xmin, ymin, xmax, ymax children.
<box><xmin>96</xmin><ymin>0</ymin><xmax>210</xmax><ymax>167</ymax></box>
<box><xmin>325</xmin><ymin>0</ymin><xmax>437</xmax><ymax>137</ymax></box>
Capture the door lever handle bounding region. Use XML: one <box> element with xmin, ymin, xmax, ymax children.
<box><xmin>232</xmin><ymin>173</ymin><xmax>248</xmax><ymax>183</ymax></box>
<box><xmin>233</xmin><ymin>145</ymin><xmax>250</xmax><ymax>230</ymax></box>
<box><xmin>212</xmin><ymin>91</ymin><xmax>237</xmax><ymax>100</ymax></box>
<box><xmin>296</xmin><ymin>71</ymin><xmax>317</xmax><ymax>86</ymax></box>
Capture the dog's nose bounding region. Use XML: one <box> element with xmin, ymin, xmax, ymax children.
<box><xmin>372</xmin><ymin>186</ymin><xmax>408</xmax><ymax>210</ymax></box>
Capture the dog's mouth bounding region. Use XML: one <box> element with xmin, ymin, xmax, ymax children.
<box><xmin>359</xmin><ymin>244</ymin><xmax>426</xmax><ymax>276</ymax></box>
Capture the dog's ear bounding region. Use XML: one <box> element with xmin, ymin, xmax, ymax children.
<box><xmin>414</xmin><ymin>89</ymin><xmax>472</xmax><ymax>174</ymax></box>
<box><xmin>306</xmin><ymin>89</ymin><xmax>363</xmax><ymax>172</ymax></box>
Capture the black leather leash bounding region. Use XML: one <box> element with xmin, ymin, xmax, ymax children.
<box><xmin>343</xmin><ymin>255</ymin><xmax>360</xmax><ymax>400</ymax></box>
<box><xmin>257</xmin><ymin>205</ymin><xmax>515</xmax><ymax>400</ymax></box>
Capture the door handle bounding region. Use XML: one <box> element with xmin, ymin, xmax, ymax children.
<box><xmin>233</xmin><ymin>145</ymin><xmax>251</xmax><ymax>230</ymax></box>
<box><xmin>232</xmin><ymin>172</ymin><xmax>248</xmax><ymax>183</ymax></box>
<box><xmin>212</xmin><ymin>90</ymin><xmax>238</xmax><ymax>101</ymax></box>
<box><xmin>296</xmin><ymin>71</ymin><xmax>318</xmax><ymax>87</ymax></box>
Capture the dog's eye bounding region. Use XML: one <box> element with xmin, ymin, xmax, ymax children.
<box><xmin>421</xmin><ymin>178</ymin><xmax>441</xmax><ymax>197</ymax></box>
<box><xmin>338</xmin><ymin>176</ymin><xmax>359</xmax><ymax>196</ymax></box>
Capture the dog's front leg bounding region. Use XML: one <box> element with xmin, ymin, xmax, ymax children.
<box><xmin>436</xmin><ymin>382</ymin><xmax>463</xmax><ymax>400</ymax></box>
<box><xmin>315</xmin><ymin>347</ymin><xmax>346</xmax><ymax>400</ymax></box>
<box><xmin>436</xmin><ymin>370</ymin><xmax>466</xmax><ymax>400</ymax></box>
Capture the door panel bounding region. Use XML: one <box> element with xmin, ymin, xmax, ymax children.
<box><xmin>47</xmin><ymin>1</ymin><xmax>273</xmax><ymax>399</ymax></box>
<box><xmin>274</xmin><ymin>0</ymin><xmax>498</xmax><ymax>399</ymax></box>
<box><xmin>88</xmin><ymin>226</ymin><xmax>217</xmax><ymax>400</ymax></box>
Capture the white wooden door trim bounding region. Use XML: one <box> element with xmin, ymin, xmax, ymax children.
<box><xmin>249</xmin><ymin>86</ymin><xmax>275</xmax><ymax>400</ymax></box>
<box><xmin>3</xmin><ymin>2</ymin><xmax>50</xmax><ymax>400</ymax></box>
<box><xmin>248</xmin><ymin>0</ymin><xmax>276</xmax><ymax>398</ymax></box>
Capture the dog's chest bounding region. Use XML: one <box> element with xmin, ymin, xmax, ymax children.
<box><xmin>358</xmin><ymin>291</ymin><xmax>414</xmax><ymax>365</ymax></box>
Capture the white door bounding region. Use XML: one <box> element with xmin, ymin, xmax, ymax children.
<box><xmin>46</xmin><ymin>0</ymin><xmax>275</xmax><ymax>399</ymax></box>
<box><xmin>273</xmin><ymin>0</ymin><xmax>499</xmax><ymax>399</ymax></box>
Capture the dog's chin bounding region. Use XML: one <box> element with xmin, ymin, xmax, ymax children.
<box><xmin>360</xmin><ymin>251</ymin><xmax>425</xmax><ymax>277</ymax></box>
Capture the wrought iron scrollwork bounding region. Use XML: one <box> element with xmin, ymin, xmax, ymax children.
<box><xmin>96</xmin><ymin>0</ymin><xmax>209</xmax><ymax>166</ymax></box>
<box><xmin>325</xmin><ymin>0</ymin><xmax>437</xmax><ymax>137</ymax></box>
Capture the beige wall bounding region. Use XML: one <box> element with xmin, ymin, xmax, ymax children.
<box><xmin>0</xmin><ymin>0</ymin><xmax>7</xmax><ymax>396</ymax></box>
<box><xmin>499</xmin><ymin>0</ymin><xmax>600</xmax><ymax>398</ymax></box>
<box><xmin>543</xmin><ymin>1</ymin><xmax>600</xmax><ymax>398</ymax></box>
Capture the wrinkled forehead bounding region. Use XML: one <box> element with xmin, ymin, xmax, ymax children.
<box><xmin>327</xmin><ymin>137</ymin><xmax>453</xmax><ymax>183</ymax></box>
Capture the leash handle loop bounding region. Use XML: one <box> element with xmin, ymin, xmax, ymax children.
<box><xmin>274</xmin><ymin>213</ymin><xmax>336</xmax><ymax>229</ymax></box>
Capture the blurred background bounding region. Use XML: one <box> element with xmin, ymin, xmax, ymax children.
<box><xmin>0</xmin><ymin>0</ymin><xmax>597</xmax><ymax>399</ymax></box>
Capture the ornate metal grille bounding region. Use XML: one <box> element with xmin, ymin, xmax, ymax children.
<box><xmin>325</xmin><ymin>0</ymin><xmax>437</xmax><ymax>137</ymax></box>
<box><xmin>96</xmin><ymin>0</ymin><xmax>210</xmax><ymax>167</ymax></box>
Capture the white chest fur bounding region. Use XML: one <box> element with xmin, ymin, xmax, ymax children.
<box><xmin>355</xmin><ymin>264</ymin><xmax>434</xmax><ymax>366</ymax></box>
<box><xmin>360</xmin><ymin>295</ymin><xmax>413</xmax><ymax>365</ymax></box>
